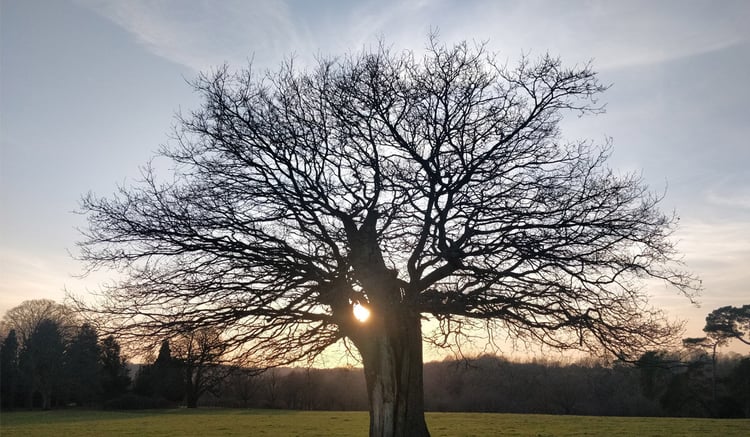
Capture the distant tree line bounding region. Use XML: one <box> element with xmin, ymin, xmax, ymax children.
<box><xmin>2</xmin><ymin>300</ymin><xmax>748</xmax><ymax>418</ymax></box>
<box><xmin>193</xmin><ymin>353</ymin><xmax>748</xmax><ymax>419</ymax></box>
<box><xmin>0</xmin><ymin>300</ymin><xmax>130</xmax><ymax>410</ymax></box>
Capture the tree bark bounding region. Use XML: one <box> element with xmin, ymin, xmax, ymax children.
<box><xmin>352</xmin><ymin>307</ymin><xmax>430</xmax><ymax>437</ymax></box>
<box><xmin>342</xmin><ymin>215</ymin><xmax>431</xmax><ymax>437</ymax></box>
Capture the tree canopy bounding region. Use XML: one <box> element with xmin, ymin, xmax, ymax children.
<box><xmin>704</xmin><ymin>305</ymin><xmax>750</xmax><ymax>346</ymax></box>
<box><xmin>1</xmin><ymin>299</ymin><xmax>77</xmax><ymax>346</ymax></box>
<box><xmin>77</xmin><ymin>39</ymin><xmax>699</xmax><ymax>436</ymax></box>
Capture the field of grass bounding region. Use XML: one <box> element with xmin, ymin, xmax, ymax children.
<box><xmin>2</xmin><ymin>408</ymin><xmax>749</xmax><ymax>436</ymax></box>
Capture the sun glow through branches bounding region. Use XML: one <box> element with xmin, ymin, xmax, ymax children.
<box><xmin>353</xmin><ymin>303</ymin><xmax>370</xmax><ymax>322</ymax></box>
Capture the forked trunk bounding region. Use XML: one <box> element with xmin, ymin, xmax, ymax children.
<box><xmin>344</xmin><ymin>217</ymin><xmax>430</xmax><ymax>436</ymax></box>
<box><xmin>354</xmin><ymin>308</ymin><xmax>430</xmax><ymax>437</ymax></box>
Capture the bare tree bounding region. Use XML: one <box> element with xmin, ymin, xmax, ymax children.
<box><xmin>76</xmin><ymin>39</ymin><xmax>698</xmax><ymax>437</ymax></box>
<box><xmin>170</xmin><ymin>327</ymin><xmax>232</xmax><ymax>408</ymax></box>
<box><xmin>1</xmin><ymin>300</ymin><xmax>77</xmax><ymax>346</ymax></box>
<box><xmin>224</xmin><ymin>367</ymin><xmax>260</xmax><ymax>408</ymax></box>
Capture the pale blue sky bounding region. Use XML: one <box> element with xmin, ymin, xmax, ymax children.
<box><xmin>1</xmin><ymin>0</ymin><xmax>749</xmax><ymax>354</ymax></box>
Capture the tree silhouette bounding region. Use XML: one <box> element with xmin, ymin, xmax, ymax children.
<box><xmin>20</xmin><ymin>319</ymin><xmax>65</xmax><ymax>409</ymax></box>
<box><xmin>64</xmin><ymin>323</ymin><xmax>101</xmax><ymax>406</ymax></box>
<box><xmin>0</xmin><ymin>330</ymin><xmax>20</xmax><ymax>409</ymax></box>
<box><xmin>152</xmin><ymin>340</ymin><xmax>184</xmax><ymax>403</ymax></box>
<box><xmin>99</xmin><ymin>335</ymin><xmax>131</xmax><ymax>400</ymax></box>
<box><xmin>77</xmin><ymin>39</ymin><xmax>698</xmax><ymax>436</ymax></box>
<box><xmin>170</xmin><ymin>328</ymin><xmax>232</xmax><ymax>408</ymax></box>
<box><xmin>134</xmin><ymin>339</ymin><xmax>182</xmax><ymax>402</ymax></box>
<box><xmin>704</xmin><ymin>305</ymin><xmax>750</xmax><ymax>346</ymax></box>
<box><xmin>683</xmin><ymin>304</ymin><xmax>750</xmax><ymax>415</ymax></box>
<box><xmin>1</xmin><ymin>300</ymin><xmax>76</xmax><ymax>346</ymax></box>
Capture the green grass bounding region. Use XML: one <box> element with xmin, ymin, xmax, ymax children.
<box><xmin>1</xmin><ymin>409</ymin><xmax>749</xmax><ymax>436</ymax></box>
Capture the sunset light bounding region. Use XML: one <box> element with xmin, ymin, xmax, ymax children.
<box><xmin>2</xmin><ymin>2</ymin><xmax>749</xmax><ymax>434</ymax></box>
<box><xmin>353</xmin><ymin>303</ymin><xmax>371</xmax><ymax>322</ymax></box>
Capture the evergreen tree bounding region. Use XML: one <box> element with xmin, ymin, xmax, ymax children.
<box><xmin>155</xmin><ymin>340</ymin><xmax>184</xmax><ymax>403</ymax></box>
<box><xmin>19</xmin><ymin>319</ymin><xmax>65</xmax><ymax>409</ymax></box>
<box><xmin>1</xmin><ymin>330</ymin><xmax>20</xmax><ymax>409</ymax></box>
<box><xmin>133</xmin><ymin>363</ymin><xmax>155</xmax><ymax>397</ymax></box>
<box><xmin>135</xmin><ymin>340</ymin><xmax>183</xmax><ymax>403</ymax></box>
<box><xmin>64</xmin><ymin>323</ymin><xmax>101</xmax><ymax>406</ymax></box>
<box><xmin>99</xmin><ymin>335</ymin><xmax>131</xmax><ymax>400</ymax></box>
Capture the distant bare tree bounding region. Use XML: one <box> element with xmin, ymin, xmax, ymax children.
<box><xmin>1</xmin><ymin>300</ymin><xmax>77</xmax><ymax>346</ymax></box>
<box><xmin>170</xmin><ymin>327</ymin><xmax>232</xmax><ymax>408</ymax></box>
<box><xmin>224</xmin><ymin>367</ymin><xmax>260</xmax><ymax>408</ymax></box>
<box><xmin>263</xmin><ymin>368</ymin><xmax>281</xmax><ymax>408</ymax></box>
<box><xmin>77</xmin><ymin>38</ymin><xmax>698</xmax><ymax>436</ymax></box>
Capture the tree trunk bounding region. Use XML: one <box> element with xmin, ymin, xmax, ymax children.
<box><xmin>185</xmin><ymin>372</ymin><xmax>198</xmax><ymax>408</ymax></box>
<box><xmin>353</xmin><ymin>308</ymin><xmax>430</xmax><ymax>437</ymax></box>
<box><xmin>344</xmin><ymin>216</ymin><xmax>430</xmax><ymax>436</ymax></box>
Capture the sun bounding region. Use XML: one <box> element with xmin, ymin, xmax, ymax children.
<box><xmin>352</xmin><ymin>303</ymin><xmax>371</xmax><ymax>322</ymax></box>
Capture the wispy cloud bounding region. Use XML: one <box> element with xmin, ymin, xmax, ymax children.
<box><xmin>453</xmin><ymin>0</ymin><xmax>750</xmax><ymax>70</ymax></box>
<box><xmin>705</xmin><ymin>188</ymin><xmax>750</xmax><ymax>210</ymax></box>
<box><xmin>78</xmin><ymin>0</ymin><xmax>749</xmax><ymax>74</ymax></box>
<box><xmin>675</xmin><ymin>219</ymin><xmax>750</xmax><ymax>298</ymax></box>
<box><xmin>580</xmin><ymin>2</ymin><xmax>747</xmax><ymax>70</ymax></box>
<box><xmin>77</xmin><ymin>0</ymin><xmax>305</xmax><ymax>72</ymax></box>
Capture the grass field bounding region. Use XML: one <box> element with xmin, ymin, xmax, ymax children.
<box><xmin>2</xmin><ymin>409</ymin><xmax>749</xmax><ymax>436</ymax></box>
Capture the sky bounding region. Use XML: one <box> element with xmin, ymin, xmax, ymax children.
<box><xmin>1</xmin><ymin>0</ymin><xmax>749</xmax><ymax>357</ymax></box>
